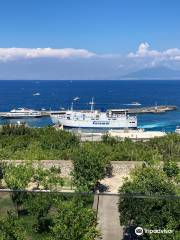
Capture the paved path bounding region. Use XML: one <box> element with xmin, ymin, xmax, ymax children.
<box><xmin>97</xmin><ymin>195</ymin><xmax>123</xmax><ymax>240</ymax></box>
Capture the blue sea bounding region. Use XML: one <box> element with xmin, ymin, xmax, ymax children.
<box><xmin>0</xmin><ymin>80</ymin><xmax>179</xmax><ymax>132</ymax></box>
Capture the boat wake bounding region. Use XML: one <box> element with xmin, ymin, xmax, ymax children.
<box><xmin>139</xmin><ymin>122</ymin><xmax>170</xmax><ymax>129</ymax></box>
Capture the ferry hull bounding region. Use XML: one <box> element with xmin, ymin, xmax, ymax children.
<box><xmin>51</xmin><ymin>116</ymin><xmax>137</xmax><ymax>129</ymax></box>
<box><xmin>2</xmin><ymin>115</ymin><xmax>42</xmax><ymax>119</ymax></box>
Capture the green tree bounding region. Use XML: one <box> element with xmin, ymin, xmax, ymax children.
<box><xmin>2</xmin><ymin>162</ymin><xmax>63</xmax><ymax>218</ymax></box>
<box><xmin>3</xmin><ymin>162</ymin><xmax>33</xmax><ymax>190</ymax></box>
<box><xmin>1</xmin><ymin>123</ymin><xmax>31</xmax><ymax>136</ymax></box>
<box><xmin>72</xmin><ymin>143</ymin><xmax>110</xmax><ymax>191</ymax></box>
<box><xmin>33</xmin><ymin>164</ymin><xmax>64</xmax><ymax>190</ymax></box>
<box><xmin>24</xmin><ymin>165</ymin><xmax>64</xmax><ymax>233</ymax></box>
<box><xmin>0</xmin><ymin>161</ymin><xmax>4</xmax><ymax>188</ymax></box>
<box><xmin>24</xmin><ymin>193</ymin><xmax>53</xmax><ymax>233</ymax></box>
<box><xmin>163</xmin><ymin>161</ymin><xmax>179</xmax><ymax>178</ymax></box>
<box><xmin>148</xmin><ymin>134</ymin><xmax>180</xmax><ymax>162</ymax></box>
<box><xmin>119</xmin><ymin>166</ymin><xmax>180</xmax><ymax>240</ymax></box>
<box><xmin>48</xmin><ymin>198</ymin><xmax>100</xmax><ymax>240</ymax></box>
<box><xmin>3</xmin><ymin>162</ymin><xmax>34</xmax><ymax>216</ymax></box>
<box><xmin>0</xmin><ymin>211</ymin><xmax>26</xmax><ymax>240</ymax></box>
<box><xmin>102</xmin><ymin>134</ymin><xmax>118</xmax><ymax>145</ymax></box>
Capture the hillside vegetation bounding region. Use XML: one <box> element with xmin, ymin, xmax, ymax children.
<box><xmin>0</xmin><ymin>125</ymin><xmax>179</xmax><ymax>239</ymax></box>
<box><xmin>0</xmin><ymin>124</ymin><xmax>179</xmax><ymax>163</ymax></box>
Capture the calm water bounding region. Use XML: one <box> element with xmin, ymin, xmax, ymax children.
<box><xmin>0</xmin><ymin>80</ymin><xmax>179</xmax><ymax>132</ymax></box>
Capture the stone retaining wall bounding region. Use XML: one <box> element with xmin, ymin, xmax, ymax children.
<box><xmin>3</xmin><ymin>160</ymin><xmax>179</xmax><ymax>178</ymax></box>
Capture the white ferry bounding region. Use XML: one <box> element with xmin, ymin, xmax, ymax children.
<box><xmin>50</xmin><ymin>98</ymin><xmax>137</xmax><ymax>129</ymax></box>
<box><xmin>5</xmin><ymin>108</ymin><xmax>42</xmax><ymax>118</ymax></box>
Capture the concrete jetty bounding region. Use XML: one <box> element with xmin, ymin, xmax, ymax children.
<box><xmin>0</xmin><ymin>110</ymin><xmax>65</xmax><ymax>118</ymax></box>
<box><xmin>110</xmin><ymin>105</ymin><xmax>177</xmax><ymax>114</ymax></box>
<box><xmin>0</xmin><ymin>105</ymin><xmax>177</xmax><ymax>119</ymax></box>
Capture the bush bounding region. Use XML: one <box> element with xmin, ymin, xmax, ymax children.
<box><xmin>0</xmin><ymin>211</ymin><xmax>26</xmax><ymax>240</ymax></box>
<box><xmin>49</xmin><ymin>199</ymin><xmax>100</xmax><ymax>240</ymax></box>
<box><xmin>72</xmin><ymin>143</ymin><xmax>110</xmax><ymax>191</ymax></box>
<box><xmin>163</xmin><ymin>161</ymin><xmax>179</xmax><ymax>178</ymax></box>
<box><xmin>119</xmin><ymin>166</ymin><xmax>180</xmax><ymax>240</ymax></box>
<box><xmin>35</xmin><ymin>216</ymin><xmax>53</xmax><ymax>233</ymax></box>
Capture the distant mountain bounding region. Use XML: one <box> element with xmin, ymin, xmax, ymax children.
<box><xmin>121</xmin><ymin>66</ymin><xmax>180</xmax><ymax>80</ymax></box>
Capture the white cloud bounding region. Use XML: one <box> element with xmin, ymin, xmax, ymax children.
<box><xmin>128</xmin><ymin>42</ymin><xmax>180</xmax><ymax>62</ymax></box>
<box><xmin>0</xmin><ymin>47</ymin><xmax>96</xmax><ymax>61</ymax></box>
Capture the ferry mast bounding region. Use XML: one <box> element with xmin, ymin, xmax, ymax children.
<box><xmin>89</xmin><ymin>97</ymin><xmax>95</xmax><ymax>111</ymax></box>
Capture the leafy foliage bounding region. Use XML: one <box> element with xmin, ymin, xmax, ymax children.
<box><xmin>0</xmin><ymin>125</ymin><xmax>179</xmax><ymax>239</ymax></box>
<box><xmin>0</xmin><ymin>125</ymin><xmax>79</xmax><ymax>160</ymax></box>
<box><xmin>24</xmin><ymin>193</ymin><xmax>53</xmax><ymax>233</ymax></box>
<box><xmin>48</xmin><ymin>198</ymin><xmax>99</xmax><ymax>240</ymax></box>
<box><xmin>0</xmin><ymin>211</ymin><xmax>26</xmax><ymax>240</ymax></box>
<box><xmin>119</xmin><ymin>166</ymin><xmax>180</xmax><ymax>240</ymax></box>
<box><xmin>2</xmin><ymin>162</ymin><xmax>64</xmax><ymax>191</ymax></box>
<box><xmin>0</xmin><ymin>193</ymin><xmax>97</xmax><ymax>240</ymax></box>
<box><xmin>3</xmin><ymin>162</ymin><xmax>33</xmax><ymax>190</ymax></box>
<box><xmin>72</xmin><ymin>142</ymin><xmax>110</xmax><ymax>191</ymax></box>
<box><xmin>2</xmin><ymin>162</ymin><xmax>64</xmax><ymax>217</ymax></box>
<box><xmin>0</xmin><ymin>125</ymin><xmax>179</xmax><ymax>163</ymax></box>
<box><xmin>163</xmin><ymin>161</ymin><xmax>179</xmax><ymax>178</ymax></box>
<box><xmin>0</xmin><ymin>161</ymin><xmax>97</xmax><ymax>239</ymax></box>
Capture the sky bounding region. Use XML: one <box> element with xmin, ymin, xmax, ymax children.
<box><xmin>0</xmin><ymin>0</ymin><xmax>180</xmax><ymax>79</ymax></box>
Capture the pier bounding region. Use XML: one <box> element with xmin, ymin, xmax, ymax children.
<box><xmin>0</xmin><ymin>110</ymin><xmax>65</xmax><ymax>119</ymax></box>
<box><xmin>110</xmin><ymin>105</ymin><xmax>177</xmax><ymax>114</ymax></box>
<box><xmin>0</xmin><ymin>105</ymin><xmax>177</xmax><ymax>119</ymax></box>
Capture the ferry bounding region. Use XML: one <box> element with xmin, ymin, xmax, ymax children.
<box><xmin>50</xmin><ymin>98</ymin><xmax>137</xmax><ymax>129</ymax></box>
<box><xmin>4</xmin><ymin>108</ymin><xmax>42</xmax><ymax>118</ymax></box>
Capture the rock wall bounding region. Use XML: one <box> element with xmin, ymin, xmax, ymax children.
<box><xmin>2</xmin><ymin>160</ymin><xmax>180</xmax><ymax>178</ymax></box>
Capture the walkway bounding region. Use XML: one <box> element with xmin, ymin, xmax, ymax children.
<box><xmin>96</xmin><ymin>194</ymin><xmax>123</xmax><ymax>240</ymax></box>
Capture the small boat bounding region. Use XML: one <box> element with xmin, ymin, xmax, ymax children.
<box><xmin>4</xmin><ymin>108</ymin><xmax>42</xmax><ymax>118</ymax></box>
<box><xmin>124</xmin><ymin>102</ymin><xmax>141</xmax><ymax>106</ymax></box>
<box><xmin>33</xmin><ymin>92</ymin><xmax>40</xmax><ymax>96</ymax></box>
<box><xmin>73</xmin><ymin>97</ymin><xmax>80</xmax><ymax>101</ymax></box>
<box><xmin>131</xmin><ymin>102</ymin><xmax>141</xmax><ymax>106</ymax></box>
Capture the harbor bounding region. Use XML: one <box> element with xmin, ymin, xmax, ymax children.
<box><xmin>0</xmin><ymin>103</ymin><xmax>179</xmax><ymax>135</ymax></box>
<box><xmin>0</xmin><ymin>99</ymin><xmax>176</xmax><ymax>142</ymax></box>
<box><xmin>0</xmin><ymin>105</ymin><xmax>177</xmax><ymax>119</ymax></box>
